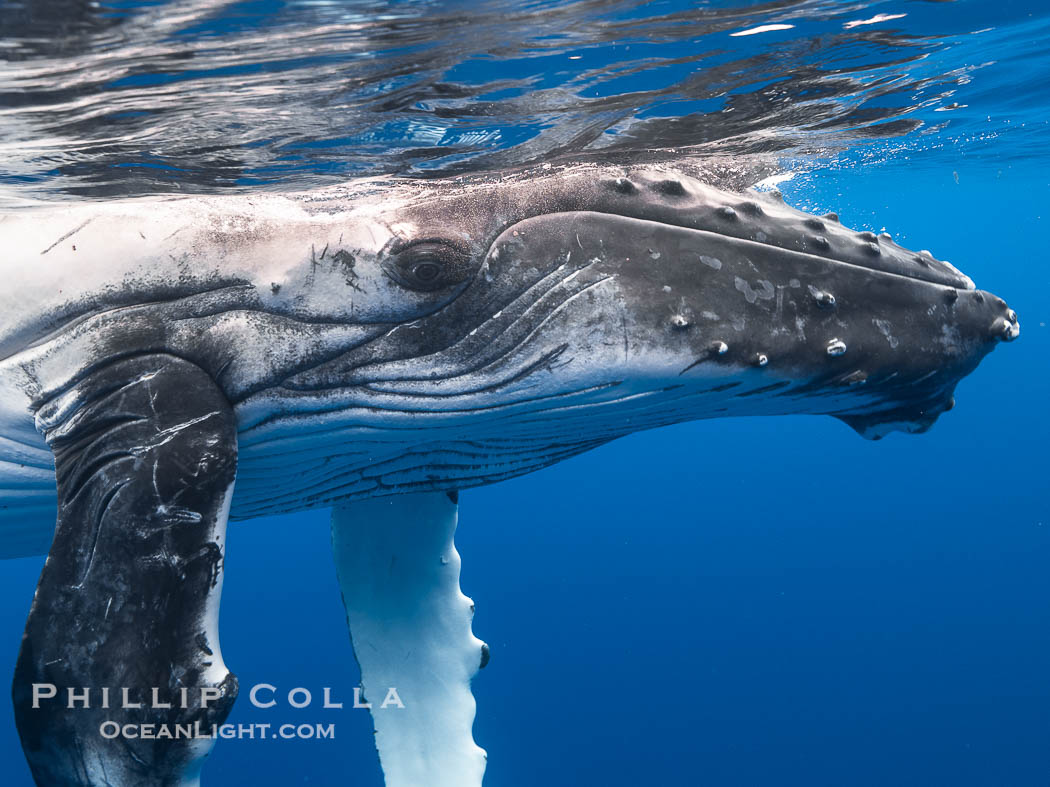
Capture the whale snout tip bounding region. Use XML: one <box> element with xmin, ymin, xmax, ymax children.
<box><xmin>986</xmin><ymin>304</ymin><xmax>1020</xmax><ymax>344</ymax></box>
<box><xmin>992</xmin><ymin>308</ymin><xmax>1020</xmax><ymax>342</ymax></box>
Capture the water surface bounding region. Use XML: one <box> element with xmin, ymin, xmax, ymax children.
<box><xmin>3</xmin><ymin>0</ymin><xmax>1046</xmax><ymax>198</ymax></box>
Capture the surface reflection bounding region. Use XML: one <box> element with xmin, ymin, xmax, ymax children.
<box><xmin>0</xmin><ymin>0</ymin><xmax>978</xmax><ymax>197</ymax></box>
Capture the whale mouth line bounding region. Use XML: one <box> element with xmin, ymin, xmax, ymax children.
<box><xmin>570</xmin><ymin>209</ymin><xmax>976</xmax><ymax>290</ymax></box>
<box><xmin>661</xmin><ymin>222</ymin><xmax>973</xmax><ymax>289</ymax></box>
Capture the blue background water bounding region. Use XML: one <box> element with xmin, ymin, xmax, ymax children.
<box><xmin>1</xmin><ymin>0</ymin><xmax>1048</xmax><ymax>784</ymax></box>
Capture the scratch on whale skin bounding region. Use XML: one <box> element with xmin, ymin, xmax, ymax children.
<box><xmin>40</xmin><ymin>218</ymin><xmax>94</xmax><ymax>255</ymax></box>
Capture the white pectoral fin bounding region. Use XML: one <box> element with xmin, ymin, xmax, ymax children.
<box><xmin>331</xmin><ymin>492</ymin><xmax>487</xmax><ymax>787</ymax></box>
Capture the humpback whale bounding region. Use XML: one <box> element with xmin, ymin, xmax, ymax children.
<box><xmin>0</xmin><ymin>165</ymin><xmax>1018</xmax><ymax>785</ymax></box>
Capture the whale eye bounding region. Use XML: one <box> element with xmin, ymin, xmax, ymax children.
<box><xmin>411</xmin><ymin>261</ymin><xmax>441</xmax><ymax>283</ymax></box>
<box><xmin>383</xmin><ymin>239</ymin><xmax>473</xmax><ymax>292</ymax></box>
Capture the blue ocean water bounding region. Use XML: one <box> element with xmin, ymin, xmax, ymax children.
<box><xmin>1</xmin><ymin>0</ymin><xmax>1048</xmax><ymax>785</ymax></box>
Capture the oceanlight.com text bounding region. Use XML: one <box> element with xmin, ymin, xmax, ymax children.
<box><xmin>99</xmin><ymin>721</ymin><xmax>336</xmax><ymax>741</ymax></box>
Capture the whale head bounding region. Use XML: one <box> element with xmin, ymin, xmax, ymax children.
<box><xmin>249</xmin><ymin>166</ymin><xmax>1016</xmax><ymax>474</ymax></box>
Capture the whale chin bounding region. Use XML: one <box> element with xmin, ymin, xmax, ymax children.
<box><xmin>835</xmin><ymin>402</ymin><xmax>952</xmax><ymax>441</ymax></box>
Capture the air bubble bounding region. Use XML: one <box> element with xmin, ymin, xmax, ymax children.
<box><xmin>826</xmin><ymin>339</ymin><xmax>847</xmax><ymax>356</ymax></box>
<box><xmin>755</xmin><ymin>353</ymin><xmax>768</xmax><ymax>366</ymax></box>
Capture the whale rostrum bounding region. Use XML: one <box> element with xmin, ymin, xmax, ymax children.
<box><xmin>0</xmin><ymin>165</ymin><xmax>1018</xmax><ymax>785</ymax></box>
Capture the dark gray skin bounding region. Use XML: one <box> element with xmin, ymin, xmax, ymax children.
<box><xmin>14</xmin><ymin>356</ymin><xmax>238</xmax><ymax>786</ymax></box>
<box><xmin>1</xmin><ymin>165</ymin><xmax>1018</xmax><ymax>785</ymax></box>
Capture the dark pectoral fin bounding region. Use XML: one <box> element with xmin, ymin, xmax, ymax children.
<box><xmin>13</xmin><ymin>354</ymin><xmax>239</xmax><ymax>786</ymax></box>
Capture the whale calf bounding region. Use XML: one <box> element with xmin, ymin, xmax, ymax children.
<box><xmin>0</xmin><ymin>165</ymin><xmax>1018</xmax><ymax>785</ymax></box>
